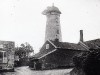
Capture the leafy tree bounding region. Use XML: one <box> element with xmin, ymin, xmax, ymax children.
<box><xmin>15</xmin><ymin>42</ymin><xmax>34</xmax><ymax>58</ymax></box>
<box><xmin>14</xmin><ymin>43</ymin><xmax>34</xmax><ymax>66</ymax></box>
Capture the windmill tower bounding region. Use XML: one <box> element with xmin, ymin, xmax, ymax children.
<box><xmin>42</xmin><ymin>4</ymin><xmax>62</xmax><ymax>42</ymax></box>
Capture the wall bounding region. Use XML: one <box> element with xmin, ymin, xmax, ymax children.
<box><xmin>0</xmin><ymin>41</ymin><xmax>15</xmax><ymax>69</ymax></box>
<box><xmin>39</xmin><ymin>49</ymin><xmax>84</xmax><ymax>69</ymax></box>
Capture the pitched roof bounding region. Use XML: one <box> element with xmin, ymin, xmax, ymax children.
<box><xmin>34</xmin><ymin>40</ymin><xmax>87</xmax><ymax>59</ymax></box>
<box><xmin>84</xmin><ymin>39</ymin><xmax>100</xmax><ymax>49</ymax></box>
<box><xmin>34</xmin><ymin>40</ymin><xmax>56</xmax><ymax>58</ymax></box>
<box><xmin>51</xmin><ymin>40</ymin><xmax>86</xmax><ymax>50</ymax></box>
<box><xmin>34</xmin><ymin>49</ymin><xmax>57</xmax><ymax>59</ymax></box>
<box><xmin>34</xmin><ymin>39</ymin><xmax>100</xmax><ymax>59</ymax></box>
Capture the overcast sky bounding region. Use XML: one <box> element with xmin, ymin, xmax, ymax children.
<box><xmin>0</xmin><ymin>0</ymin><xmax>100</xmax><ymax>53</ymax></box>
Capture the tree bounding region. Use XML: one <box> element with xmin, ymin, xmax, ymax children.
<box><xmin>15</xmin><ymin>42</ymin><xmax>34</xmax><ymax>58</ymax></box>
<box><xmin>14</xmin><ymin>42</ymin><xmax>34</xmax><ymax>66</ymax></box>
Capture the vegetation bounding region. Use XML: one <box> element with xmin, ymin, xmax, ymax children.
<box><xmin>14</xmin><ymin>42</ymin><xmax>34</xmax><ymax>67</ymax></box>
<box><xmin>72</xmin><ymin>49</ymin><xmax>100</xmax><ymax>75</ymax></box>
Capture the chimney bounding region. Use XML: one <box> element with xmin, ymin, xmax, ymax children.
<box><xmin>80</xmin><ymin>30</ymin><xmax>84</xmax><ymax>42</ymax></box>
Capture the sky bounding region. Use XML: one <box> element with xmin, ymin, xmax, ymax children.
<box><xmin>0</xmin><ymin>0</ymin><xmax>100</xmax><ymax>53</ymax></box>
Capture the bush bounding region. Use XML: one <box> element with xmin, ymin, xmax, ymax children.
<box><xmin>73</xmin><ymin>49</ymin><xmax>100</xmax><ymax>75</ymax></box>
<box><xmin>83</xmin><ymin>49</ymin><xmax>100</xmax><ymax>75</ymax></box>
<box><xmin>73</xmin><ymin>52</ymin><xmax>88</xmax><ymax>69</ymax></box>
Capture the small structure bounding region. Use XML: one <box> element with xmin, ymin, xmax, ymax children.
<box><xmin>81</xmin><ymin>39</ymin><xmax>100</xmax><ymax>50</ymax></box>
<box><xmin>29</xmin><ymin>57</ymin><xmax>41</xmax><ymax>70</ymax></box>
<box><xmin>0</xmin><ymin>40</ymin><xmax>15</xmax><ymax>71</ymax></box>
<box><xmin>79</xmin><ymin>30</ymin><xmax>100</xmax><ymax>51</ymax></box>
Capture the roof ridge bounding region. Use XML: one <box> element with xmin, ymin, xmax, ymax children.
<box><xmin>79</xmin><ymin>41</ymin><xmax>89</xmax><ymax>50</ymax></box>
<box><xmin>47</xmin><ymin>40</ymin><xmax>57</xmax><ymax>48</ymax></box>
<box><xmin>84</xmin><ymin>38</ymin><xmax>100</xmax><ymax>42</ymax></box>
<box><xmin>60</xmin><ymin>42</ymin><xmax>77</xmax><ymax>44</ymax></box>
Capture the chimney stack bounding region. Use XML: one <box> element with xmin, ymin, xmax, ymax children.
<box><xmin>80</xmin><ymin>30</ymin><xmax>84</xmax><ymax>42</ymax></box>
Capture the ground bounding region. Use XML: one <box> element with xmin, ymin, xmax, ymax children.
<box><xmin>0</xmin><ymin>66</ymin><xmax>72</xmax><ymax>75</ymax></box>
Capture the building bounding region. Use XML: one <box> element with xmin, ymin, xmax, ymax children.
<box><xmin>0</xmin><ymin>40</ymin><xmax>15</xmax><ymax>71</ymax></box>
<box><xmin>31</xmin><ymin>5</ymin><xmax>88</xmax><ymax>70</ymax></box>
<box><xmin>33</xmin><ymin>40</ymin><xmax>88</xmax><ymax>69</ymax></box>
<box><xmin>80</xmin><ymin>38</ymin><xmax>100</xmax><ymax>50</ymax></box>
<box><xmin>79</xmin><ymin>30</ymin><xmax>100</xmax><ymax>50</ymax></box>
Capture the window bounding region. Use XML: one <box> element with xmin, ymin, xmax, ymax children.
<box><xmin>0</xmin><ymin>51</ymin><xmax>7</xmax><ymax>63</ymax></box>
<box><xmin>4</xmin><ymin>52</ymin><xmax>7</xmax><ymax>57</ymax></box>
<box><xmin>46</xmin><ymin>44</ymin><xmax>49</xmax><ymax>49</ymax></box>
<box><xmin>57</xmin><ymin>30</ymin><xmax>59</xmax><ymax>34</ymax></box>
<box><xmin>0</xmin><ymin>52</ymin><xmax>3</xmax><ymax>58</ymax></box>
<box><xmin>0</xmin><ymin>45</ymin><xmax>3</xmax><ymax>48</ymax></box>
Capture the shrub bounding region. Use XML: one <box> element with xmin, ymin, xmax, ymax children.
<box><xmin>73</xmin><ymin>49</ymin><xmax>100</xmax><ymax>75</ymax></box>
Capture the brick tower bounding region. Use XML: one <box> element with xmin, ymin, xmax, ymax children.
<box><xmin>42</xmin><ymin>4</ymin><xmax>62</xmax><ymax>42</ymax></box>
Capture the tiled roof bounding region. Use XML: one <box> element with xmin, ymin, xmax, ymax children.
<box><xmin>34</xmin><ymin>40</ymin><xmax>56</xmax><ymax>58</ymax></box>
<box><xmin>33</xmin><ymin>52</ymin><xmax>41</xmax><ymax>58</ymax></box>
<box><xmin>84</xmin><ymin>39</ymin><xmax>100</xmax><ymax>49</ymax></box>
<box><xmin>34</xmin><ymin>48</ymin><xmax>55</xmax><ymax>58</ymax></box>
<box><xmin>34</xmin><ymin>39</ymin><xmax>100</xmax><ymax>59</ymax></box>
<box><xmin>51</xmin><ymin>41</ymin><xmax>86</xmax><ymax>50</ymax></box>
<box><xmin>34</xmin><ymin>40</ymin><xmax>86</xmax><ymax>58</ymax></box>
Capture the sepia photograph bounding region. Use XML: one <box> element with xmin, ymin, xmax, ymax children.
<box><xmin>0</xmin><ymin>0</ymin><xmax>100</xmax><ymax>75</ymax></box>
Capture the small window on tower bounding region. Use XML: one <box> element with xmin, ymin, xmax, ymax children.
<box><xmin>55</xmin><ymin>18</ymin><xmax>58</xmax><ymax>23</ymax></box>
<box><xmin>46</xmin><ymin>44</ymin><xmax>49</xmax><ymax>49</ymax></box>
<box><xmin>57</xmin><ymin>30</ymin><xmax>59</xmax><ymax>34</ymax></box>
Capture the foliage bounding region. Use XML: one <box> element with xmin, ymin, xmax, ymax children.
<box><xmin>73</xmin><ymin>52</ymin><xmax>88</xmax><ymax>69</ymax></box>
<box><xmin>15</xmin><ymin>42</ymin><xmax>34</xmax><ymax>58</ymax></box>
<box><xmin>73</xmin><ymin>49</ymin><xmax>100</xmax><ymax>75</ymax></box>
<box><xmin>14</xmin><ymin>42</ymin><xmax>34</xmax><ymax>67</ymax></box>
<box><xmin>83</xmin><ymin>49</ymin><xmax>100</xmax><ymax>75</ymax></box>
